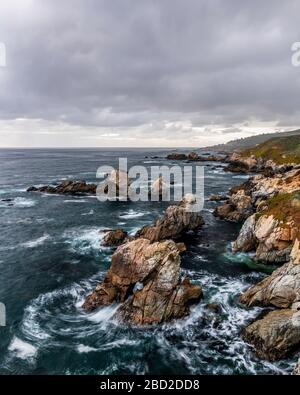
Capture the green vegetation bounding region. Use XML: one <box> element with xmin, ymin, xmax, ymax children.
<box><xmin>257</xmin><ymin>191</ymin><xmax>300</xmax><ymax>238</ymax></box>
<box><xmin>241</xmin><ymin>135</ymin><xmax>300</xmax><ymax>165</ymax></box>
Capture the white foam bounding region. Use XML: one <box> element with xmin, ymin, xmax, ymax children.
<box><xmin>8</xmin><ymin>337</ymin><xmax>37</xmax><ymax>360</ymax></box>
<box><xmin>14</xmin><ymin>197</ymin><xmax>36</xmax><ymax>207</ymax></box>
<box><xmin>77</xmin><ymin>344</ymin><xmax>98</xmax><ymax>353</ymax></box>
<box><xmin>119</xmin><ymin>210</ymin><xmax>149</xmax><ymax>219</ymax></box>
<box><xmin>87</xmin><ymin>305</ymin><xmax>120</xmax><ymax>323</ymax></box>
<box><xmin>63</xmin><ymin>227</ymin><xmax>107</xmax><ymax>254</ymax></box>
<box><xmin>22</xmin><ymin>234</ymin><xmax>50</xmax><ymax>248</ymax></box>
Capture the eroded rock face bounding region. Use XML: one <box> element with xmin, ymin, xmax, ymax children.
<box><xmin>136</xmin><ymin>194</ymin><xmax>204</xmax><ymax>242</ymax></box>
<box><xmin>243</xmin><ymin>308</ymin><xmax>300</xmax><ymax>361</ymax></box>
<box><xmin>240</xmin><ymin>240</ymin><xmax>300</xmax><ymax>308</ymax></box>
<box><xmin>233</xmin><ymin>211</ymin><xmax>298</xmax><ymax>263</ymax></box>
<box><xmin>27</xmin><ymin>180</ymin><xmax>97</xmax><ymax>195</ymax></box>
<box><xmin>82</xmin><ymin>238</ymin><xmax>202</xmax><ymax>325</ymax></box>
<box><xmin>102</xmin><ymin>229</ymin><xmax>128</xmax><ymax>247</ymax></box>
<box><xmin>214</xmin><ymin>189</ymin><xmax>253</xmax><ymax>222</ymax></box>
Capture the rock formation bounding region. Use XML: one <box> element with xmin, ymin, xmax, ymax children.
<box><xmin>240</xmin><ymin>240</ymin><xmax>300</xmax><ymax>307</ymax></box>
<box><xmin>27</xmin><ymin>180</ymin><xmax>97</xmax><ymax>195</ymax></box>
<box><xmin>136</xmin><ymin>194</ymin><xmax>204</xmax><ymax>242</ymax></box>
<box><xmin>242</xmin><ymin>308</ymin><xmax>300</xmax><ymax>361</ymax></box>
<box><xmin>83</xmin><ymin>238</ymin><xmax>202</xmax><ymax>325</ymax></box>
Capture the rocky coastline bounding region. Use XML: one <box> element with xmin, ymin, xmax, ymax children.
<box><xmin>26</xmin><ymin>137</ymin><xmax>300</xmax><ymax>372</ymax></box>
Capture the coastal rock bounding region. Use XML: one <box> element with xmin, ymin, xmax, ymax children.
<box><xmin>167</xmin><ymin>153</ymin><xmax>188</xmax><ymax>160</ymax></box>
<box><xmin>240</xmin><ymin>239</ymin><xmax>300</xmax><ymax>308</ymax></box>
<box><xmin>101</xmin><ymin>169</ymin><xmax>131</xmax><ymax>197</ymax></box>
<box><xmin>243</xmin><ymin>308</ymin><xmax>300</xmax><ymax>361</ymax></box>
<box><xmin>27</xmin><ymin>180</ymin><xmax>97</xmax><ymax>195</ymax></box>
<box><xmin>83</xmin><ymin>238</ymin><xmax>202</xmax><ymax>325</ymax></box>
<box><xmin>214</xmin><ymin>189</ymin><xmax>253</xmax><ymax>222</ymax></box>
<box><xmin>102</xmin><ymin>229</ymin><xmax>128</xmax><ymax>247</ymax></box>
<box><xmin>136</xmin><ymin>194</ymin><xmax>204</xmax><ymax>242</ymax></box>
<box><xmin>232</xmin><ymin>190</ymin><xmax>299</xmax><ymax>263</ymax></box>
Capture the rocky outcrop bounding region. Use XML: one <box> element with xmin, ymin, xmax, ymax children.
<box><xmin>136</xmin><ymin>194</ymin><xmax>204</xmax><ymax>242</ymax></box>
<box><xmin>243</xmin><ymin>308</ymin><xmax>300</xmax><ymax>361</ymax></box>
<box><xmin>27</xmin><ymin>180</ymin><xmax>97</xmax><ymax>195</ymax></box>
<box><xmin>214</xmin><ymin>189</ymin><xmax>253</xmax><ymax>222</ymax></box>
<box><xmin>102</xmin><ymin>229</ymin><xmax>128</xmax><ymax>247</ymax></box>
<box><xmin>83</xmin><ymin>238</ymin><xmax>202</xmax><ymax>325</ymax></box>
<box><xmin>241</xmin><ymin>241</ymin><xmax>300</xmax><ymax>361</ymax></box>
<box><xmin>240</xmin><ymin>240</ymin><xmax>300</xmax><ymax>307</ymax></box>
<box><xmin>215</xmin><ymin>168</ymin><xmax>300</xmax><ymax>225</ymax></box>
<box><xmin>232</xmin><ymin>190</ymin><xmax>299</xmax><ymax>263</ymax></box>
<box><xmin>166</xmin><ymin>152</ymin><xmax>224</xmax><ymax>162</ymax></box>
<box><xmin>167</xmin><ymin>153</ymin><xmax>188</xmax><ymax>160</ymax></box>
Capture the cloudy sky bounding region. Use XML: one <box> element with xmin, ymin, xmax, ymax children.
<box><xmin>0</xmin><ymin>0</ymin><xmax>300</xmax><ymax>147</ymax></box>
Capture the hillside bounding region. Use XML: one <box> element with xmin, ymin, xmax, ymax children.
<box><xmin>241</xmin><ymin>135</ymin><xmax>300</xmax><ymax>165</ymax></box>
<box><xmin>206</xmin><ymin>129</ymin><xmax>300</xmax><ymax>152</ymax></box>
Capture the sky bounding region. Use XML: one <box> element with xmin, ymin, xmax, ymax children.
<box><xmin>0</xmin><ymin>0</ymin><xmax>300</xmax><ymax>147</ymax></box>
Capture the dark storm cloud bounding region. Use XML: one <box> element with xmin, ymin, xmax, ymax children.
<box><xmin>0</xmin><ymin>0</ymin><xmax>300</xmax><ymax>146</ymax></box>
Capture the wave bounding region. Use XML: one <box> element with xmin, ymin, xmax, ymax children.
<box><xmin>8</xmin><ymin>337</ymin><xmax>37</xmax><ymax>360</ymax></box>
<box><xmin>63</xmin><ymin>199</ymin><xmax>88</xmax><ymax>203</ymax></box>
<box><xmin>63</xmin><ymin>226</ymin><xmax>108</xmax><ymax>255</ymax></box>
<box><xmin>0</xmin><ymin>197</ymin><xmax>36</xmax><ymax>208</ymax></box>
<box><xmin>119</xmin><ymin>210</ymin><xmax>149</xmax><ymax>219</ymax></box>
<box><xmin>22</xmin><ymin>234</ymin><xmax>50</xmax><ymax>248</ymax></box>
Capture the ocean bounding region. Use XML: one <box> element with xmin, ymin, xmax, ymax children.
<box><xmin>0</xmin><ymin>148</ymin><xmax>296</xmax><ymax>374</ymax></box>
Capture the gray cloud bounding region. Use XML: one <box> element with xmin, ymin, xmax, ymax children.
<box><xmin>0</xmin><ymin>0</ymin><xmax>299</xmax><ymax>147</ymax></box>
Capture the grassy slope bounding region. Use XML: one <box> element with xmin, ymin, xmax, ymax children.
<box><xmin>257</xmin><ymin>191</ymin><xmax>300</xmax><ymax>238</ymax></box>
<box><xmin>241</xmin><ymin>135</ymin><xmax>300</xmax><ymax>165</ymax></box>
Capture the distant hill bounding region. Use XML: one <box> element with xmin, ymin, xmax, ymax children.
<box><xmin>240</xmin><ymin>134</ymin><xmax>300</xmax><ymax>165</ymax></box>
<box><xmin>206</xmin><ymin>129</ymin><xmax>300</xmax><ymax>152</ymax></box>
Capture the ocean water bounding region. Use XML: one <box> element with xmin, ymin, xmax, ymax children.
<box><xmin>0</xmin><ymin>148</ymin><xmax>297</xmax><ymax>375</ymax></box>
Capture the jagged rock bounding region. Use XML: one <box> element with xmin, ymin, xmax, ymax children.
<box><xmin>188</xmin><ymin>152</ymin><xmax>201</xmax><ymax>161</ymax></box>
<box><xmin>136</xmin><ymin>194</ymin><xmax>204</xmax><ymax>242</ymax></box>
<box><xmin>83</xmin><ymin>238</ymin><xmax>202</xmax><ymax>325</ymax></box>
<box><xmin>233</xmin><ymin>190</ymin><xmax>299</xmax><ymax>264</ymax></box>
<box><xmin>102</xmin><ymin>229</ymin><xmax>128</xmax><ymax>247</ymax></box>
<box><xmin>27</xmin><ymin>180</ymin><xmax>97</xmax><ymax>195</ymax></box>
<box><xmin>243</xmin><ymin>308</ymin><xmax>300</xmax><ymax>361</ymax></box>
<box><xmin>214</xmin><ymin>189</ymin><xmax>253</xmax><ymax>222</ymax></box>
<box><xmin>240</xmin><ymin>240</ymin><xmax>300</xmax><ymax>308</ymax></box>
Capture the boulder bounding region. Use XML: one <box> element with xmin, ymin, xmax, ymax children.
<box><xmin>83</xmin><ymin>238</ymin><xmax>202</xmax><ymax>325</ymax></box>
<box><xmin>240</xmin><ymin>239</ymin><xmax>300</xmax><ymax>308</ymax></box>
<box><xmin>102</xmin><ymin>229</ymin><xmax>128</xmax><ymax>247</ymax></box>
<box><xmin>243</xmin><ymin>308</ymin><xmax>300</xmax><ymax>361</ymax></box>
<box><xmin>208</xmin><ymin>194</ymin><xmax>229</xmax><ymax>202</ymax></box>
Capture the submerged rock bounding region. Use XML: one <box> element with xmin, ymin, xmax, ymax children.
<box><xmin>136</xmin><ymin>194</ymin><xmax>204</xmax><ymax>242</ymax></box>
<box><xmin>83</xmin><ymin>238</ymin><xmax>202</xmax><ymax>325</ymax></box>
<box><xmin>27</xmin><ymin>180</ymin><xmax>97</xmax><ymax>195</ymax></box>
<box><xmin>243</xmin><ymin>308</ymin><xmax>300</xmax><ymax>361</ymax></box>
